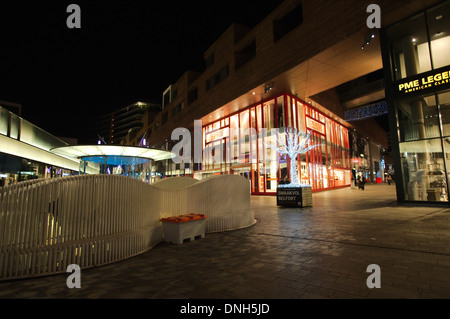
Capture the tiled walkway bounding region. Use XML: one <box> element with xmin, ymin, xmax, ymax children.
<box><xmin>1</xmin><ymin>182</ymin><xmax>450</xmax><ymax>299</ymax></box>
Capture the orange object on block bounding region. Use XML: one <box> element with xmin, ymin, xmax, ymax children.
<box><xmin>160</xmin><ymin>213</ymin><xmax>207</xmax><ymax>224</ymax></box>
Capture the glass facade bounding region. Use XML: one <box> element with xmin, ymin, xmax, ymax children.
<box><xmin>199</xmin><ymin>93</ymin><xmax>351</xmax><ymax>194</ymax></box>
<box><xmin>0</xmin><ymin>106</ymin><xmax>77</xmax><ymax>186</ymax></box>
<box><xmin>80</xmin><ymin>155</ymin><xmax>153</xmax><ymax>183</ymax></box>
<box><xmin>383</xmin><ymin>1</ymin><xmax>450</xmax><ymax>203</ymax></box>
<box><xmin>0</xmin><ymin>152</ymin><xmax>74</xmax><ymax>186</ymax></box>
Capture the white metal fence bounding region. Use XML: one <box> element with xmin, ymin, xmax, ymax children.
<box><xmin>0</xmin><ymin>174</ymin><xmax>253</xmax><ymax>281</ymax></box>
<box><xmin>0</xmin><ymin>175</ymin><xmax>162</xmax><ymax>281</ymax></box>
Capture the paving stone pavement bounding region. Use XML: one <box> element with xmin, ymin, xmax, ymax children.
<box><xmin>1</xmin><ymin>182</ymin><xmax>450</xmax><ymax>300</ymax></box>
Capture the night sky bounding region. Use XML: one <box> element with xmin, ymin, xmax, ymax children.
<box><xmin>0</xmin><ymin>1</ymin><xmax>282</xmax><ymax>143</ymax></box>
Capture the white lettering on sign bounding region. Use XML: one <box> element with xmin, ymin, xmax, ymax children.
<box><xmin>205</xmin><ymin>127</ymin><xmax>229</xmax><ymax>144</ymax></box>
<box><xmin>306</xmin><ymin>117</ymin><xmax>325</xmax><ymax>135</ymax></box>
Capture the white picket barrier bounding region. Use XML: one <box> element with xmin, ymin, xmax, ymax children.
<box><xmin>154</xmin><ymin>175</ymin><xmax>254</xmax><ymax>233</ymax></box>
<box><xmin>0</xmin><ymin>174</ymin><xmax>253</xmax><ymax>281</ymax></box>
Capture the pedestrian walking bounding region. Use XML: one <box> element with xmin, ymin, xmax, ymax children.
<box><xmin>361</xmin><ymin>176</ymin><xmax>366</xmax><ymax>190</ymax></box>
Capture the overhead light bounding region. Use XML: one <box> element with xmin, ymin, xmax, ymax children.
<box><xmin>252</xmin><ymin>92</ymin><xmax>256</xmax><ymax>95</ymax></box>
<box><xmin>264</xmin><ymin>83</ymin><xmax>274</xmax><ymax>94</ymax></box>
<box><xmin>412</xmin><ymin>38</ymin><xmax>416</xmax><ymax>43</ymax></box>
<box><xmin>361</xmin><ymin>29</ymin><xmax>377</xmax><ymax>50</ymax></box>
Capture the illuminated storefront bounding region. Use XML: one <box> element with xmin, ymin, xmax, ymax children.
<box><xmin>0</xmin><ymin>152</ymin><xmax>75</xmax><ymax>186</ymax></box>
<box><xmin>382</xmin><ymin>1</ymin><xmax>450</xmax><ymax>203</ymax></box>
<box><xmin>198</xmin><ymin>93</ymin><xmax>351</xmax><ymax>194</ymax></box>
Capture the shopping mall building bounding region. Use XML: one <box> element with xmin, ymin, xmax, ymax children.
<box><xmin>121</xmin><ymin>0</ymin><xmax>447</xmax><ymax>201</ymax></box>
<box><xmin>3</xmin><ymin>0</ymin><xmax>448</xmax><ymax>205</ymax></box>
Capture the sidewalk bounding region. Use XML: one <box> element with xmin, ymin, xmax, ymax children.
<box><xmin>1</xmin><ymin>183</ymin><xmax>450</xmax><ymax>299</ymax></box>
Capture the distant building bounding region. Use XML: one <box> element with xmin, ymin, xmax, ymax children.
<box><xmin>89</xmin><ymin>100</ymin><xmax>161</xmax><ymax>145</ymax></box>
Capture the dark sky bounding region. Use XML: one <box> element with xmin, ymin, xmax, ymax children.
<box><xmin>0</xmin><ymin>1</ymin><xmax>282</xmax><ymax>142</ymax></box>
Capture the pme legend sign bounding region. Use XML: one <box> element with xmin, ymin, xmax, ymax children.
<box><xmin>394</xmin><ymin>66</ymin><xmax>450</xmax><ymax>97</ymax></box>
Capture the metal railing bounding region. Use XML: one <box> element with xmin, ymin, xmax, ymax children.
<box><xmin>0</xmin><ymin>175</ymin><xmax>162</xmax><ymax>281</ymax></box>
<box><xmin>0</xmin><ymin>174</ymin><xmax>253</xmax><ymax>281</ymax></box>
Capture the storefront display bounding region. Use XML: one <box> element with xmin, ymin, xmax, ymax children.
<box><xmin>199</xmin><ymin>93</ymin><xmax>351</xmax><ymax>194</ymax></box>
<box><xmin>382</xmin><ymin>0</ymin><xmax>450</xmax><ymax>203</ymax></box>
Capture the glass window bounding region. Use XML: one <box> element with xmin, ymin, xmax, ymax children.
<box><xmin>240</xmin><ymin>110</ymin><xmax>250</xmax><ymax>163</ymax></box>
<box><xmin>396</xmin><ymin>94</ymin><xmax>440</xmax><ymax>142</ymax></box>
<box><xmin>0</xmin><ymin>107</ymin><xmax>9</xmax><ymax>135</ymax></box>
<box><xmin>277</xmin><ymin>97</ymin><xmax>284</xmax><ymax>128</ymax></box>
<box><xmin>292</xmin><ymin>99</ymin><xmax>297</xmax><ymax>129</ymax></box>
<box><xmin>427</xmin><ymin>2</ymin><xmax>450</xmax><ymax>69</ymax></box>
<box><xmin>251</xmin><ymin>109</ymin><xmax>257</xmax><ymax>163</ymax></box>
<box><xmin>297</xmin><ymin>101</ymin><xmax>305</xmax><ymax>132</ymax></box>
<box><xmin>438</xmin><ymin>90</ymin><xmax>450</xmax><ymax>137</ymax></box>
<box><xmin>263</xmin><ymin>102</ymin><xmax>275</xmax><ymax>130</ymax></box>
<box><xmin>250</xmin><ymin>108</ymin><xmax>256</xmax><ymax>129</ymax></box>
<box><xmin>387</xmin><ymin>13</ymin><xmax>432</xmax><ymax>80</ymax></box>
<box><xmin>318</xmin><ymin>113</ymin><xmax>325</xmax><ymax>123</ymax></box>
<box><xmin>399</xmin><ymin>138</ymin><xmax>447</xmax><ymax>201</ymax></box>
<box><xmin>240</xmin><ymin>110</ymin><xmax>249</xmax><ymax>131</ymax></box>
<box><xmin>286</xmin><ymin>97</ymin><xmax>292</xmax><ymax>127</ymax></box>
<box><xmin>264</xmin><ymin>129</ymin><xmax>278</xmax><ymax>193</ymax></box>
<box><xmin>230</xmin><ymin>115</ymin><xmax>239</xmax><ymax>161</ymax></box>
<box><xmin>9</xmin><ymin>113</ymin><xmax>20</xmax><ymax>139</ymax></box>
<box><xmin>442</xmin><ymin>139</ymin><xmax>450</xmax><ymax>202</ymax></box>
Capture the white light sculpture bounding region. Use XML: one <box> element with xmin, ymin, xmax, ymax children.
<box><xmin>265</xmin><ymin>127</ymin><xmax>321</xmax><ymax>188</ymax></box>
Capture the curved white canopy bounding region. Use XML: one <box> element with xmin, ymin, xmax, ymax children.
<box><xmin>51</xmin><ymin>145</ymin><xmax>175</xmax><ymax>162</ymax></box>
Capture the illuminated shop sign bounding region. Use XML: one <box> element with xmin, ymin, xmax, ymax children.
<box><xmin>306</xmin><ymin>117</ymin><xmax>325</xmax><ymax>135</ymax></box>
<box><xmin>394</xmin><ymin>66</ymin><xmax>450</xmax><ymax>96</ymax></box>
<box><xmin>205</xmin><ymin>127</ymin><xmax>229</xmax><ymax>143</ymax></box>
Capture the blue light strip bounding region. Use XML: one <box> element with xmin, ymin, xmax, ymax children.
<box><xmin>344</xmin><ymin>101</ymin><xmax>388</xmax><ymax>122</ymax></box>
